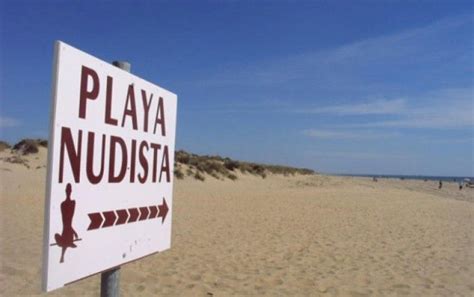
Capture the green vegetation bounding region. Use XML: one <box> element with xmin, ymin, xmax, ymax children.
<box><xmin>0</xmin><ymin>139</ymin><xmax>47</xmax><ymax>155</ymax></box>
<box><xmin>174</xmin><ymin>150</ymin><xmax>314</xmax><ymax>181</ymax></box>
<box><xmin>194</xmin><ymin>171</ymin><xmax>205</xmax><ymax>181</ymax></box>
<box><xmin>174</xmin><ymin>167</ymin><xmax>185</xmax><ymax>180</ymax></box>
<box><xmin>11</xmin><ymin>139</ymin><xmax>47</xmax><ymax>155</ymax></box>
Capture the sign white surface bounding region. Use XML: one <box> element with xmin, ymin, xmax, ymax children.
<box><xmin>42</xmin><ymin>41</ymin><xmax>177</xmax><ymax>292</ymax></box>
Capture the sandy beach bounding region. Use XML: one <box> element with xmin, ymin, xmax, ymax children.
<box><xmin>1</xmin><ymin>148</ymin><xmax>473</xmax><ymax>296</ymax></box>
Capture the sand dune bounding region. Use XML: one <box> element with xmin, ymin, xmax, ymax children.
<box><xmin>1</xmin><ymin>148</ymin><xmax>473</xmax><ymax>296</ymax></box>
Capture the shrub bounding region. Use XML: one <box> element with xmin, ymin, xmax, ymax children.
<box><xmin>13</xmin><ymin>139</ymin><xmax>39</xmax><ymax>155</ymax></box>
<box><xmin>175</xmin><ymin>150</ymin><xmax>191</xmax><ymax>164</ymax></box>
<box><xmin>227</xmin><ymin>173</ymin><xmax>238</xmax><ymax>181</ymax></box>
<box><xmin>209</xmin><ymin>172</ymin><xmax>220</xmax><ymax>179</ymax></box>
<box><xmin>174</xmin><ymin>149</ymin><xmax>314</xmax><ymax>180</ymax></box>
<box><xmin>4</xmin><ymin>156</ymin><xmax>30</xmax><ymax>168</ymax></box>
<box><xmin>174</xmin><ymin>168</ymin><xmax>184</xmax><ymax>179</ymax></box>
<box><xmin>37</xmin><ymin>139</ymin><xmax>48</xmax><ymax>147</ymax></box>
<box><xmin>263</xmin><ymin>164</ymin><xmax>314</xmax><ymax>175</ymax></box>
<box><xmin>194</xmin><ymin>172</ymin><xmax>205</xmax><ymax>181</ymax></box>
<box><xmin>250</xmin><ymin>164</ymin><xmax>266</xmax><ymax>178</ymax></box>
<box><xmin>238</xmin><ymin>163</ymin><xmax>251</xmax><ymax>174</ymax></box>
<box><xmin>224</xmin><ymin>160</ymin><xmax>239</xmax><ymax>171</ymax></box>
<box><xmin>204</xmin><ymin>154</ymin><xmax>225</xmax><ymax>162</ymax></box>
<box><xmin>0</xmin><ymin>141</ymin><xmax>10</xmax><ymax>152</ymax></box>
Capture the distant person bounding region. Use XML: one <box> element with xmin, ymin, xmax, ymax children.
<box><xmin>438</xmin><ymin>180</ymin><xmax>443</xmax><ymax>189</ymax></box>
<box><xmin>373</xmin><ymin>177</ymin><xmax>378</xmax><ymax>182</ymax></box>
<box><xmin>54</xmin><ymin>183</ymin><xmax>79</xmax><ymax>263</ymax></box>
<box><xmin>459</xmin><ymin>182</ymin><xmax>463</xmax><ymax>190</ymax></box>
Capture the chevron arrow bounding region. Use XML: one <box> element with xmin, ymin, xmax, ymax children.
<box><xmin>87</xmin><ymin>213</ymin><xmax>103</xmax><ymax>230</ymax></box>
<box><xmin>128</xmin><ymin>208</ymin><xmax>139</xmax><ymax>223</ymax></box>
<box><xmin>102</xmin><ymin>211</ymin><xmax>117</xmax><ymax>228</ymax></box>
<box><xmin>148</xmin><ymin>205</ymin><xmax>159</xmax><ymax>219</ymax></box>
<box><xmin>139</xmin><ymin>207</ymin><xmax>149</xmax><ymax>221</ymax></box>
<box><xmin>158</xmin><ymin>198</ymin><xmax>169</xmax><ymax>223</ymax></box>
<box><xmin>87</xmin><ymin>198</ymin><xmax>170</xmax><ymax>231</ymax></box>
<box><xmin>115</xmin><ymin>209</ymin><xmax>129</xmax><ymax>225</ymax></box>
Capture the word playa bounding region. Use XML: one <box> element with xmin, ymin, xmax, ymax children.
<box><xmin>58</xmin><ymin>65</ymin><xmax>172</xmax><ymax>185</ymax></box>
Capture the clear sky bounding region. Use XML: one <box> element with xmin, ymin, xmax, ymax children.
<box><xmin>1</xmin><ymin>1</ymin><xmax>473</xmax><ymax>176</ymax></box>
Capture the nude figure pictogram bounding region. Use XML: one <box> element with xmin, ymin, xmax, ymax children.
<box><xmin>54</xmin><ymin>183</ymin><xmax>79</xmax><ymax>263</ymax></box>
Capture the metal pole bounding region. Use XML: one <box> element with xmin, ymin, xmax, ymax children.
<box><xmin>112</xmin><ymin>61</ymin><xmax>131</xmax><ymax>73</ymax></box>
<box><xmin>100</xmin><ymin>268</ymin><xmax>120</xmax><ymax>297</ymax></box>
<box><xmin>99</xmin><ymin>60</ymin><xmax>131</xmax><ymax>297</ymax></box>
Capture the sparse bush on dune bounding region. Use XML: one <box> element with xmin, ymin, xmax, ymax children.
<box><xmin>13</xmin><ymin>139</ymin><xmax>40</xmax><ymax>155</ymax></box>
<box><xmin>237</xmin><ymin>162</ymin><xmax>250</xmax><ymax>174</ymax></box>
<box><xmin>173</xmin><ymin>149</ymin><xmax>314</xmax><ymax>181</ymax></box>
<box><xmin>3</xmin><ymin>155</ymin><xmax>30</xmax><ymax>168</ymax></box>
<box><xmin>174</xmin><ymin>168</ymin><xmax>184</xmax><ymax>179</ymax></box>
<box><xmin>209</xmin><ymin>172</ymin><xmax>220</xmax><ymax>180</ymax></box>
<box><xmin>0</xmin><ymin>139</ymin><xmax>45</xmax><ymax>168</ymax></box>
<box><xmin>198</xmin><ymin>160</ymin><xmax>226</xmax><ymax>177</ymax></box>
<box><xmin>194</xmin><ymin>171</ymin><xmax>205</xmax><ymax>181</ymax></box>
<box><xmin>175</xmin><ymin>150</ymin><xmax>191</xmax><ymax>164</ymax></box>
<box><xmin>237</xmin><ymin>163</ymin><xmax>265</xmax><ymax>178</ymax></box>
<box><xmin>250</xmin><ymin>164</ymin><xmax>266</xmax><ymax>178</ymax></box>
<box><xmin>204</xmin><ymin>154</ymin><xmax>225</xmax><ymax>162</ymax></box>
<box><xmin>186</xmin><ymin>168</ymin><xmax>194</xmax><ymax>176</ymax></box>
<box><xmin>37</xmin><ymin>139</ymin><xmax>48</xmax><ymax>147</ymax></box>
<box><xmin>0</xmin><ymin>141</ymin><xmax>11</xmax><ymax>152</ymax></box>
<box><xmin>6</xmin><ymin>138</ymin><xmax>48</xmax><ymax>155</ymax></box>
<box><xmin>227</xmin><ymin>173</ymin><xmax>237</xmax><ymax>181</ymax></box>
<box><xmin>263</xmin><ymin>164</ymin><xmax>314</xmax><ymax>176</ymax></box>
<box><xmin>224</xmin><ymin>159</ymin><xmax>239</xmax><ymax>171</ymax></box>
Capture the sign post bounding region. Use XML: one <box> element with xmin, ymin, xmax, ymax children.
<box><xmin>42</xmin><ymin>41</ymin><xmax>177</xmax><ymax>293</ymax></box>
<box><xmin>101</xmin><ymin>267</ymin><xmax>120</xmax><ymax>297</ymax></box>
<box><xmin>98</xmin><ymin>61</ymin><xmax>131</xmax><ymax>297</ymax></box>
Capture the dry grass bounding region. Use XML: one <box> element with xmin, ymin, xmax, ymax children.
<box><xmin>10</xmin><ymin>139</ymin><xmax>48</xmax><ymax>155</ymax></box>
<box><xmin>175</xmin><ymin>150</ymin><xmax>314</xmax><ymax>181</ymax></box>
<box><xmin>0</xmin><ymin>141</ymin><xmax>11</xmax><ymax>152</ymax></box>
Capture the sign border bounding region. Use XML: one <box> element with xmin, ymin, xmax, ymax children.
<box><xmin>42</xmin><ymin>40</ymin><xmax>61</xmax><ymax>292</ymax></box>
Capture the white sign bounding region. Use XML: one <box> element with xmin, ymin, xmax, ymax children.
<box><xmin>42</xmin><ymin>41</ymin><xmax>177</xmax><ymax>292</ymax></box>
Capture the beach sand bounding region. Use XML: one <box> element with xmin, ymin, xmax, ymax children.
<box><xmin>1</xmin><ymin>148</ymin><xmax>473</xmax><ymax>296</ymax></box>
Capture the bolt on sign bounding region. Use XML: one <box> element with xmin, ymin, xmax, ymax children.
<box><xmin>42</xmin><ymin>41</ymin><xmax>177</xmax><ymax>292</ymax></box>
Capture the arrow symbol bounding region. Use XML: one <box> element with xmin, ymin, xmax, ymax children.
<box><xmin>115</xmin><ymin>209</ymin><xmax>129</xmax><ymax>225</ymax></box>
<box><xmin>158</xmin><ymin>198</ymin><xmax>169</xmax><ymax>224</ymax></box>
<box><xmin>128</xmin><ymin>208</ymin><xmax>139</xmax><ymax>223</ymax></box>
<box><xmin>102</xmin><ymin>211</ymin><xmax>117</xmax><ymax>228</ymax></box>
<box><xmin>148</xmin><ymin>205</ymin><xmax>158</xmax><ymax>219</ymax></box>
<box><xmin>87</xmin><ymin>213</ymin><xmax>103</xmax><ymax>230</ymax></box>
<box><xmin>139</xmin><ymin>207</ymin><xmax>149</xmax><ymax>221</ymax></box>
<box><xmin>87</xmin><ymin>198</ymin><xmax>170</xmax><ymax>231</ymax></box>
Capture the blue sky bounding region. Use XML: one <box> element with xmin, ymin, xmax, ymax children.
<box><xmin>1</xmin><ymin>1</ymin><xmax>473</xmax><ymax>176</ymax></box>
